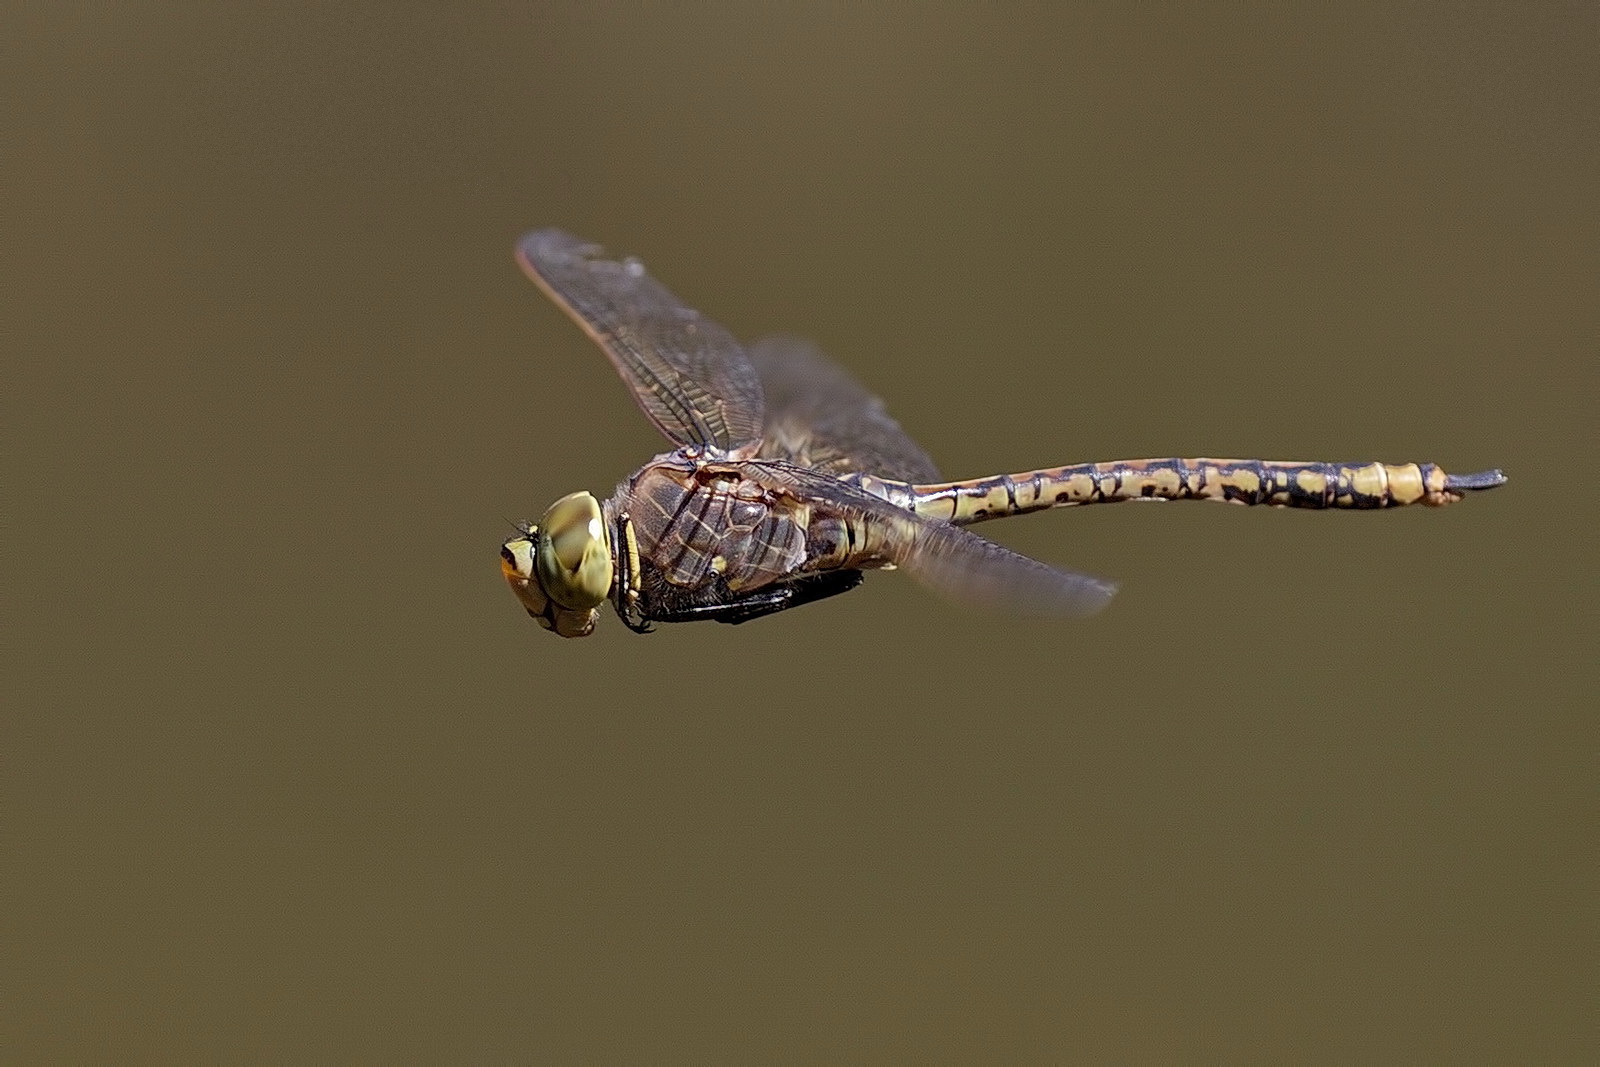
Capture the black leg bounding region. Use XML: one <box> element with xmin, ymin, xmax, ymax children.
<box><xmin>639</xmin><ymin>570</ymin><xmax>865</xmax><ymax>626</ymax></box>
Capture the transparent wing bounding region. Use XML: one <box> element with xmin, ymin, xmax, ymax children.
<box><xmin>517</xmin><ymin>229</ymin><xmax>765</xmax><ymax>452</ymax></box>
<box><xmin>901</xmin><ymin>515</ymin><xmax>1117</xmax><ymax>617</ymax></box>
<box><xmin>759</xmin><ymin>462</ymin><xmax>1117</xmax><ymax>618</ymax></box>
<box><xmin>748</xmin><ymin>336</ymin><xmax>942</xmax><ymax>483</ymax></box>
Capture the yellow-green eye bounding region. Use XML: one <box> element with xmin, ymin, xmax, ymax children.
<box><xmin>534</xmin><ymin>491</ymin><xmax>613</xmax><ymax>610</ymax></box>
<box><xmin>501</xmin><ymin>535</ymin><xmax>549</xmax><ymax>620</ymax></box>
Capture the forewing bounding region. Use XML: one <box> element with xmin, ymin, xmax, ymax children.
<box><xmin>517</xmin><ymin>229</ymin><xmax>765</xmax><ymax>451</ymax></box>
<box><xmin>760</xmin><ymin>462</ymin><xmax>1117</xmax><ymax>618</ymax></box>
<box><xmin>748</xmin><ymin>336</ymin><xmax>942</xmax><ymax>483</ymax></box>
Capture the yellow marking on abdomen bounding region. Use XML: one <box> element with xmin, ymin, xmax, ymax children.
<box><xmin>903</xmin><ymin>457</ymin><xmax>1497</xmax><ymax>522</ymax></box>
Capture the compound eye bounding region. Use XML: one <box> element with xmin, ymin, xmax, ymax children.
<box><xmin>501</xmin><ymin>533</ymin><xmax>548</xmax><ymax>612</ymax></box>
<box><xmin>535</xmin><ymin>492</ymin><xmax>612</xmax><ymax>610</ymax></box>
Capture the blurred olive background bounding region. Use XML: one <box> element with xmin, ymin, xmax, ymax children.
<box><xmin>9</xmin><ymin>4</ymin><xmax>1593</xmax><ymax>1061</ymax></box>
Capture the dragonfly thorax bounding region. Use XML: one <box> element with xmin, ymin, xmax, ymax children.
<box><xmin>500</xmin><ymin>490</ymin><xmax>614</xmax><ymax>638</ymax></box>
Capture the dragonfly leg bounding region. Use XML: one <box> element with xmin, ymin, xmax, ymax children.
<box><xmin>610</xmin><ymin>512</ymin><xmax>655</xmax><ymax>633</ymax></box>
<box><xmin>619</xmin><ymin>607</ymin><xmax>654</xmax><ymax>635</ymax></box>
<box><xmin>640</xmin><ymin>570</ymin><xmax>865</xmax><ymax>626</ymax></box>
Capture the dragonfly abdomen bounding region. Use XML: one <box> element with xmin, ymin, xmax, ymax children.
<box><xmin>910</xmin><ymin>459</ymin><xmax>1506</xmax><ymax>523</ymax></box>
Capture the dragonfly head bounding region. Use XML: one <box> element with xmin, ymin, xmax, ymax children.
<box><xmin>501</xmin><ymin>491</ymin><xmax>613</xmax><ymax>638</ymax></box>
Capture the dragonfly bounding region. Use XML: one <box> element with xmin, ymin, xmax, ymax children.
<box><xmin>502</xmin><ymin>229</ymin><xmax>1505</xmax><ymax>638</ymax></box>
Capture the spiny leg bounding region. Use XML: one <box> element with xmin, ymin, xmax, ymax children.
<box><xmin>638</xmin><ymin>570</ymin><xmax>865</xmax><ymax>626</ymax></box>
<box><xmin>611</xmin><ymin>512</ymin><xmax>655</xmax><ymax>633</ymax></box>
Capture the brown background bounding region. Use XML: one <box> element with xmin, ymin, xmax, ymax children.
<box><xmin>10</xmin><ymin>5</ymin><xmax>1594</xmax><ymax>1061</ymax></box>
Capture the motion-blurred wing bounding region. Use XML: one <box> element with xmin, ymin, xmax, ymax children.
<box><xmin>517</xmin><ymin>229</ymin><xmax>765</xmax><ymax>452</ymax></box>
<box><xmin>748</xmin><ymin>336</ymin><xmax>941</xmax><ymax>483</ymax></box>
<box><xmin>761</xmin><ymin>462</ymin><xmax>1116</xmax><ymax>618</ymax></box>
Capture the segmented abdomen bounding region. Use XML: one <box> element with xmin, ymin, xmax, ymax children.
<box><xmin>900</xmin><ymin>459</ymin><xmax>1504</xmax><ymax>524</ymax></box>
